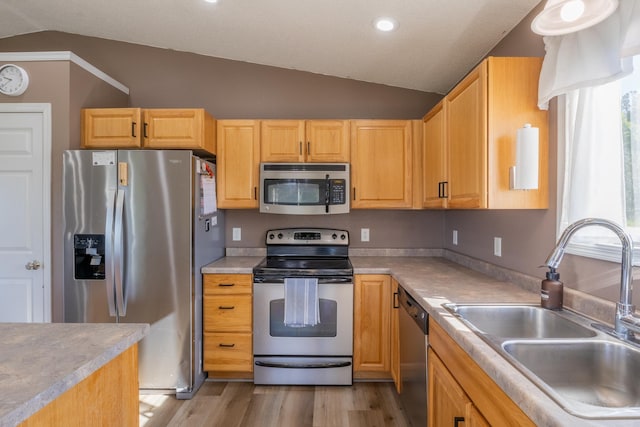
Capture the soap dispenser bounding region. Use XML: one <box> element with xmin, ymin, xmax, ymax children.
<box><xmin>541</xmin><ymin>267</ymin><xmax>563</xmax><ymax>310</ymax></box>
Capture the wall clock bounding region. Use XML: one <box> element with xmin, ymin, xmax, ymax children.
<box><xmin>0</xmin><ymin>64</ymin><xmax>30</xmax><ymax>96</ymax></box>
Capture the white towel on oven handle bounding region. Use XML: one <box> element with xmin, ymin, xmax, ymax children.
<box><xmin>284</xmin><ymin>278</ymin><xmax>320</xmax><ymax>327</ymax></box>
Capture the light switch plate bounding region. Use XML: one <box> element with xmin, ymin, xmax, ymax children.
<box><xmin>453</xmin><ymin>230</ymin><xmax>458</xmax><ymax>245</ymax></box>
<box><xmin>361</xmin><ymin>228</ymin><xmax>370</xmax><ymax>242</ymax></box>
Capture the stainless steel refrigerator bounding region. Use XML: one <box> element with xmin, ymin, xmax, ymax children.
<box><xmin>63</xmin><ymin>149</ymin><xmax>224</xmax><ymax>399</ymax></box>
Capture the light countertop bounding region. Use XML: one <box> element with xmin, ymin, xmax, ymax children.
<box><xmin>202</xmin><ymin>254</ymin><xmax>635</xmax><ymax>426</ymax></box>
<box><xmin>0</xmin><ymin>322</ymin><xmax>149</xmax><ymax>426</ymax></box>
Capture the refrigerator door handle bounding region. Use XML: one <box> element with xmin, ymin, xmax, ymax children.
<box><xmin>114</xmin><ymin>188</ymin><xmax>127</xmax><ymax>317</ymax></box>
<box><xmin>105</xmin><ymin>188</ymin><xmax>117</xmax><ymax>317</ymax></box>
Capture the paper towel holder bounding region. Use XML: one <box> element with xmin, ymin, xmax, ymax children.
<box><xmin>510</xmin><ymin>123</ymin><xmax>539</xmax><ymax>190</ymax></box>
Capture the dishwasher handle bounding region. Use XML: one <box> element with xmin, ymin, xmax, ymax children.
<box><xmin>398</xmin><ymin>286</ymin><xmax>429</xmax><ymax>334</ymax></box>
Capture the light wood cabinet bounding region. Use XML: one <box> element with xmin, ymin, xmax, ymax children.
<box><xmin>390</xmin><ymin>278</ymin><xmax>401</xmax><ymax>393</ymax></box>
<box><xmin>216</xmin><ymin>120</ymin><xmax>261</xmax><ymax>209</ymax></box>
<box><xmin>20</xmin><ymin>345</ymin><xmax>139</xmax><ymax>427</ymax></box>
<box><xmin>429</xmin><ymin>320</ymin><xmax>534</xmax><ymax>426</ymax></box>
<box><xmin>81</xmin><ymin>108</ymin><xmax>142</xmax><ymax>148</ymax></box>
<box><xmin>203</xmin><ymin>274</ymin><xmax>253</xmax><ymax>376</ymax></box>
<box><xmin>81</xmin><ymin>108</ymin><xmax>216</xmax><ymax>156</ymax></box>
<box><xmin>353</xmin><ymin>274</ymin><xmax>391</xmax><ymax>379</ymax></box>
<box><xmin>422</xmin><ymin>56</ymin><xmax>548</xmax><ymax>209</ymax></box>
<box><xmin>422</xmin><ymin>101</ymin><xmax>447</xmax><ymax>208</ymax></box>
<box><xmin>350</xmin><ymin>120</ymin><xmax>413</xmax><ymax>209</ymax></box>
<box><xmin>429</xmin><ymin>347</ymin><xmax>489</xmax><ymax>427</ymax></box>
<box><xmin>260</xmin><ymin>119</ymin><xmax>350</xmax><ymax>162</ymax></box>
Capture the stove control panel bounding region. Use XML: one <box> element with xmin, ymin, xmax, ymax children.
<box><xmin>265</xmin><ymin>228</ymin><xmax>349</xmax><ymax>245</ymax></box>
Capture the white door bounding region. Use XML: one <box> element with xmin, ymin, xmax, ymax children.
<box><xmin>0</xmin><ymin>104</ymin><xmax>51</xmax><ymax>322</ymax></box>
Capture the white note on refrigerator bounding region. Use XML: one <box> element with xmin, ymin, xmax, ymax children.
<box><xmin>201</xmin><ymin>174</ymin><xmax>217</xmax><ymax>216</ymax></box>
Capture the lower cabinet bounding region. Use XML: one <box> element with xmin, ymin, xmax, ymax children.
<box><xmin>203</xmin><ymin>273</ymin><xmax>253</xmax><ymax>378</ymax></box>
<box><xmin>429</xmin><ymin>320</ymin><xmax>534</xmax><ymax>426</ymax></box>
<box><xmin>353</xmin><ymin>274</ymin><xmax>396</xmax><ymax>380</ymax></box>
<box><xmin>429</xmin><ymin>347</ymin><xmax>489</xmax><ymax>427</ymax></box>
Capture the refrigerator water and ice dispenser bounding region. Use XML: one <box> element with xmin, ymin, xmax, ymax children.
<box><xmin>73</xmin><ymin>234</ymin><xmax>106</xmax><ymax>280</ymax></box>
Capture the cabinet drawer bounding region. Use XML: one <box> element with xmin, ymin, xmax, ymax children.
<box><xmin>204</xmin><ymin>274</ymin><xmax>252</xmax><ymax>295</ymax></box>
<box><xmin>204</xmin><ymin>332</ymin><xmax>253</xmax><ymax>372</ymax></box>
<box><xmin>204</xmin><ymin>295</ymin><xmax>252</xmax><ymax>332</ymax></box>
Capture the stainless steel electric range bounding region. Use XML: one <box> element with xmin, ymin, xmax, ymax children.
<box><xmin>252</xmin><ymin>228</ymin><xmax>353</xmax><ymax>385</ymax></box>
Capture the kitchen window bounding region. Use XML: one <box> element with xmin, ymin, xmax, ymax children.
<box><xmin>557</xmin><ymin>55</ymin><xmax>640</xmax><ymax>265</ymax></box>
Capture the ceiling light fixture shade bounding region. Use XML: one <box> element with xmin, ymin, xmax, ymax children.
<box><xmin>531</xmin><ymin>0</ymin><xmax>619</xmax><ymax>36</ymax></box>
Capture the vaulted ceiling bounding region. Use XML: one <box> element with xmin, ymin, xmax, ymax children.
<box><xmin>0</xmin><ymin>0</ymin><xmax>541</xmax><ymax>94</ymax></box>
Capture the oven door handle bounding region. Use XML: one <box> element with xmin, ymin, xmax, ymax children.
<box><xmin>255</xmin><ymin>360</ymin><xmax>352</xmax><ymax>369</ymax></box>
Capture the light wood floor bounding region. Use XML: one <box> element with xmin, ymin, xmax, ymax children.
<box><xmin>139</xmin><ymin>381</ymin><xmax>410</xmax><ymax>427</ymax></box>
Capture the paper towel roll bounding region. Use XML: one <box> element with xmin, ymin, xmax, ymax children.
<box><xmin>515</xmin><ymin>124</ymin><xmax>539</xmax><ymax>190</ymax></box>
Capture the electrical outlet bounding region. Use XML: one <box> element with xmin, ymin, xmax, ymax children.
<box><xmin>494</xmin><ymin>237</ymin><xmax>502</xmax><ymax>257</ymax></box>
<box><xmin>453</xmin><ymin>230</ymin><xmax>458</xmax><ymax>245</ymax></box>
<box><xmin>361</xmin><ymin>228</ymin><xmax>370</xmax><ymax>242</ymax></box>
<box><xmin>232</xmin><ymin>227</ymin><xmax>241</xmax><ymax>241</ymax></box>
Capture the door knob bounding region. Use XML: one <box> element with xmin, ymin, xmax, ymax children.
<box><xmin>25</xmin><ymin>260</ymin><xmax>41</xmax><ymax>270</ymax></box>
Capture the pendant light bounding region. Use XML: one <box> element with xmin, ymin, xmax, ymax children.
<box><xmin>531</xmin><ymin>0</ymin><xmax>619</xmax><ymax>36</ymax></box>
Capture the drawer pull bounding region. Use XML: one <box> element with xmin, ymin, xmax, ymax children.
<box><xmin>218</xmin><ymin>306</ymin><xmax>235</xmax><ymax>310</ymax></box>
<box><xmin>219</xmin><ymin>343</ymin><xmax>236</xmax><ymax>348</ymax></box>
<box><xmin>218</xmin><ymin>283</ymin><xmax>235</xmax><ymax>287</ymax></box>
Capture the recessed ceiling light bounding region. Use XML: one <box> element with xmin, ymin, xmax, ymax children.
<box><xmin>204</xmin><ymin>0</ymin><xmax>218</xmax><ymax>3</ymax></box>
<box><xmin>374</xmin><ymin>18</ymin><xmax>397</xmax><ymax>32</ymax></box>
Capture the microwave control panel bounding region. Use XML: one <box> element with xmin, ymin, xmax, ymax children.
<box><xmin>329</xmin><ymin>179</ymin><xmax>347</xmax><ymax>204</ymax></box>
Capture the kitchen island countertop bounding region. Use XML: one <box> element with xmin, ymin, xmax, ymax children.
<box><xmin>202</xmin><ymin>254</ymin><xmax>636</xmax><ymax>426</ymax></box>
<box><xmin>0</xmin><ymin>322</ymin><xmax>149</xmax><ymax>426</ymax></box>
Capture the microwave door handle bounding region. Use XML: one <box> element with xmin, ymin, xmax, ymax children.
<box><xmin>325</xmin><ymin>174</ymin><xmax>330</xmax><ymax>213</ymax></box>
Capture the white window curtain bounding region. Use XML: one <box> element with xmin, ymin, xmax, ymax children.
<box><xmin>538</xmin><ymin>0</ymin><xmax>640</xmax><ymax>261</ymax></box>
<box><xmin>559</xmin><ymin>81</ymin><xmax>625</xmax><ymax>240</ymax></box>
<box><xmin>538</xmin><ymin>0</ymin><xmax>640</xmax><ymax>110</ymax></box>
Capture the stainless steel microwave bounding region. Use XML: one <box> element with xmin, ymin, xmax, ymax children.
<box><xmin>259</xmin><ymin>163</ymin><xmax>350</xmax><ymax>214</ymax></box>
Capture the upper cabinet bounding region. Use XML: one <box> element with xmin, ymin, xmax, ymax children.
<box><xmin>423</xmin><ymin>57</ymin><xmax>549</xmax><ymax>209</ymax></box>
<box><xmin>422</xmin><ymin>101</ymin><xmax>447</xmax><ymax>209</ymax></box>
<box><xmin>81</xmin><ymin>108</ymin><xmax>216</xmax><ymax>156</ymax></box>
<box><xmin>261</xmin><ymin>120</ymin><xmax>350</xmax><ymax>162</ymax></box>
<box><xmin>351</xmin><ymin>120</ymin><xmax>414</xmax><ymax>209</ymax></box>
<box><xmin>216</xmin><ymin>120</ymin><xmax>261</xmax><ymax>209</ymax></box>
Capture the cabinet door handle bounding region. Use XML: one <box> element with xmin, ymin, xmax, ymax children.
<box><xmin>307</xmin><ymin>141</ymin><xmax>310</xmax><ymax>155</ymax></box>
<box><xmin>143</xmin><ymin>122</ymin><xmax>149</xmax><ymax>138</ymax></box>
<box><xmin>443</xmin><ymin>181</ymin><xmax>448</xmax><ymax>198</ymax></box>
<box><xmin>393</xmin><ymin>291</ymin><xmax>399</xmax><ymax>309</ymax></box>
<box><xmin>218</xmin><ymin>283</ymin><xmax>235</xmax><ymax>287</ymax></box>
<box><xmin>254</xmin><ymin>186</ymin><xmax>257</xmax><ymax>200</ymax></box>
<box><xmin>218</xmin><ymin>306</ymin><xmax>235</xmax><ymax>310</ymax></box>
<box><xmin>454</xmin><ymin>416</ymin><xmax>465</xmax><ymax>426</ymax></box>
<box><xmin>219</xmin><ymin>343</ymin><xmax>236</xmax><ymax>348</ymax></box>
<box><xmin>353</xmin><ymin>188</ymin><xmax>356</xmax><ymax>200</ymax></box>
<box><xmin>131</xmin><ymin>122</ymin><xmax>137</xmax><ymax>137</ymax></box>
<box><xmin>299</xmin><ymin>141</ymin><xmax>302</xmax><ymax>155</ymax></box>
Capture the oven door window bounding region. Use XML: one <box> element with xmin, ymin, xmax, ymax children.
<box><xmin>269</xmin><ymin>299</ymin><xmax>337</xmax><ymax>337</ymax></box>
<box><xmin>264</xmin><ymin>179</ymin><xmax>324</xmax><ymax>206</ymax></box>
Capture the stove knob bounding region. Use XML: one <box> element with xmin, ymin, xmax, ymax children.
<box><xmin>277</xmin><ymin>233</ymin><xmax>283</xmax><ymax>239</ymax></box>
<box><xmin>340</xmin><ymin>234</ymin><xmax>346</xmax><ymax>240</ymax></box>
<box><xmin>332</xmin><ymin>233</ymin><xmax>337</xmax><ymax>240</ymax></box>
<box><xmin>268</xmin><ymin>233</ymin><xmax>275</xmax><ymax>240</ymax></box>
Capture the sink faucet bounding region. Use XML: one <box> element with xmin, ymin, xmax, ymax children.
<box><xmin>544</xmin><ymin>218</ymin><xmax>637</xmax><ymax>340</ymax></box>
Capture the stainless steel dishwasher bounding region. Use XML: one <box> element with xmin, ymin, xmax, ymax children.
<box><xmin>398</xmin><ymin>285</ymin><xmax>429</xmax><ymax>427</ymax></box>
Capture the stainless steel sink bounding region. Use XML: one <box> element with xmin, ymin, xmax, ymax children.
<box><xmin>503</xmin><ymin>340</ymin><xmax>640</xmax><ymax>417</ymax></box>
<box><xmin>442</xmin><ymin>303</ymin><xmax>640</xmax><ymax>419</ymax></box>
<box><xmin>448</xmin><ymin>304</ymin><xmax>596</xmax><ymax>339</ymax></box>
